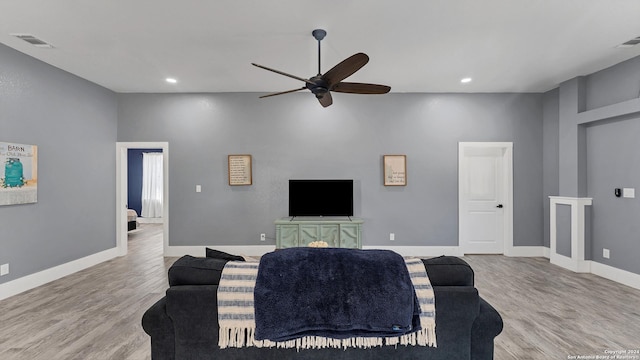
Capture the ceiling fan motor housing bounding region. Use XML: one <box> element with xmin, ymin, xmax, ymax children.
<box><xmin>307</xmin><ymin>76</ymin><xmax>329</xmax><ymax>98</ymax></box>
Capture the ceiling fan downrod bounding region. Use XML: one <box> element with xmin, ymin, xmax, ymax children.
<box><xmin>312</xmin><ymin>29</ymin><xmax>326</xmax><ymax>76</ymax></box>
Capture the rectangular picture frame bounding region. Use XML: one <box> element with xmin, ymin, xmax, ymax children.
<box><xmin>1</xmin><ymin>142</ymin><xmax>38</xmax><ymax>205</ymax></box>
<box><xmin>383</xmin><ymin>155</ymin><xmax>407</xmax><ymax>186</ymax></box>
<box><xmin>228</xmin><ymin>154</ymin><xmax>252</xmax><ymax>186</ymax></box>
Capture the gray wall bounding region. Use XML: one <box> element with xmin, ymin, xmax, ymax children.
<box><xmin>585</xmin><ymin>56</ymin><xmax>640</xmax><ymax>110</ymax></box>
<box><xmin>117</xmin><ymin>92</ymin><xmax>543</xmax><ymax>248</ymax></box>
<box><xmin>585</xmin><ymin>117</ymin><xmax>640</xmax><ymax>274</ymax></box>
<box><xmin>0</xmin><ymin>43</ymin><xmax>118</xmax><ymax>284</ymax></box>
<box><xmin>544</xmin><ymin>54</ymin><xmax>640</xmax><ymax>276</ymax></box>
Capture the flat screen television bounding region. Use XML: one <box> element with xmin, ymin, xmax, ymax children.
<box><xmin>289</xmin><ymin>179</ymin><xmax>353</xmax><ymax>217</ymax></box>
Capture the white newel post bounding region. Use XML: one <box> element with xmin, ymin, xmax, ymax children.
<box><xmin>549</xmin><ymin>196</ymin><xmax>592</xmax><ymax>273</ymax></box>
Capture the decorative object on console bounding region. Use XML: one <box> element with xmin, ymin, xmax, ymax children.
<box><xmin>252</xmin><ymin>29</ymin><xmax>391</xmax><ymax>108</ymax></box>
<box><xmin>308</xmin><ymin>241</ymin><xmax>328</xmax><ymax>248</ymax></box>
<box><xmin>228</xmin><ymin>154</ymin><xmax>252</xmax><ymax>186</ymax></box>
<box><xmin>383</xmin><ymin>154</ymin><xmax>407</xmax><ymax>186</ymax></box>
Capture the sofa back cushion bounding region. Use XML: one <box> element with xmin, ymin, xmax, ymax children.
<box><xmin>422</xmin><ymin>256</ymin><xmax>474</xmax><ymax>286</ymax></box>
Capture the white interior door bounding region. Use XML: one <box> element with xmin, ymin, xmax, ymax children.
<box><xmin>459</xmin><ymin>142</ymin><xmax>512</xmax><ymax>254</ymax></box>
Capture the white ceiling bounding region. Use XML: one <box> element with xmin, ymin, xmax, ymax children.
<box><xmin>1</xmin><ymin>0</ymin><xmax>640</xmax><ymax>94</ymax></box>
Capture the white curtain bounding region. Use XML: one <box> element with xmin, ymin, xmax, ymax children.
<box><xmin>141</xmin><ymin>152</ymin><xmax>163</xmax><ymax>218</ymax></box>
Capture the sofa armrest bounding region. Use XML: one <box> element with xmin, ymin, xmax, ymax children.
<box><xmin>166</xmin><ymin>285</ymin><xmax>221</xmax><ymax>358</ymax></box>
<box><xmin>430</xmin><ymin>286</ymin><xmax>479</xmax><ymax>359</ymax></box>
<box><xmin>422</xmin><ymin>256</ymin><xmax>475</xmax><ymax>286</ymax></box>
<box><xmin>142</xmin><ymin>297</ymin><xmax>175</xmax><ymax>360</ymax></box>
<box><xmin>471</xmin><ymin>297</ymin><xmax>504</xmax><ymax>360</ymax></box>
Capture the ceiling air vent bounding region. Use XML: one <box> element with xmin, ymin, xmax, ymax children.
<box><xmin>10</xmin><ymin>33</ymin><xmax>54</xmax><ymax>48</ymax></box>
<box><xmin>617</xmin><ymin>36</ymin><xmax>640</xmax><ymax>48</ymax></box>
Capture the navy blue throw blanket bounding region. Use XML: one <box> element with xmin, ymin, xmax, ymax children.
<box><xmin>254</xmin><ymin>248</ymin><xmax>420</xmax><ymax>343</ymax></box>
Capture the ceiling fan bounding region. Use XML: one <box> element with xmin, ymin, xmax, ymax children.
<box><xmin>252</xmin><ymin>29</ymin><xmax>391</xmax><ymax>108</ymax></box>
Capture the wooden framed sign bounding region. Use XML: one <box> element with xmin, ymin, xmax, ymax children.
<box><xmin>228</xmin><ymin>154</ymin><xmax>252</xmax><ymax>186</ymax></box>
<box><xmin>383</xmin><ymin>155</ymin><xmax>407</xmax><ymax>186</ymax></box>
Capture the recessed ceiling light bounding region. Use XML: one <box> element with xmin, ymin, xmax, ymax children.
<box><xmin>460</xmin><ymin>77</ymin><xmax>472</xmax><ymax>83</ymax></box>
<box><xmin>165</xmin><ymin>78</ymin><xmax>177</xmax><ymax>84</ymax></box>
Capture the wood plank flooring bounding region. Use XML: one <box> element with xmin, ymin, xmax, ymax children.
<box><xmin>1</xmin><ymin>228</ymin><xmax>639</xmax><ymax>359</ymax></box>
<box><xmin>0</xmin><ymin>224</ymin><xmax>174</xmax><ymax>360</ymax></box>
<box><xmin>464</xmin><ymin>255</ymin><xmax>640</xmax><ymax>360</ymax></box>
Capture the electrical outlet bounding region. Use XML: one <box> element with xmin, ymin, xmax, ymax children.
<box><xmin>260</xmin><ymin>233</ymin><xmax>266</xmax><ymax>241</ymax></box>
<box><xmin>390</xmin><ymin>233</ymin><xmax>395</xmax><ymax>241</ymax></box>
<box><xmin>0</xmin><ymin>263</ymin><xmax>8</xmax><ymax>276</ymax></box>
<box><xmin>603</xmin><ymin>248</ymin><xmax>610</xmax><ymax>259</ymax></box>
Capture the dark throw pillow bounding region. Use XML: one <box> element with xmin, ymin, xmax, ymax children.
<box><xmin>205</xmin><ymin>248</ymin><xmax>245</xmax><ymax>262</ymax></box>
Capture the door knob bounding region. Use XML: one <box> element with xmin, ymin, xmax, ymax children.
<box><xmin>496</xmin><ymin>204</ymin><xmax>503</xmax><ymax>208</ymax></box>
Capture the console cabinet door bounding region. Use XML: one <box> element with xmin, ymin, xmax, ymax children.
<box><xmin>340</xmin><ymin>224</ymin><xmax>361</xmax><ymax>248</ymax></box>
<box><xmin>319</xmin><ymin>225</ymin><xmax>340</xmax><ymax>247</ymax></box>
<box><xmin>299</xmin><ymin>225</ymin><xmax>320</xmax><ymax>246</ymax></box>
<box><xmin>278</xmin><ymin>225</ymin><xmax>299</xmax><ymax>248</ymax></box>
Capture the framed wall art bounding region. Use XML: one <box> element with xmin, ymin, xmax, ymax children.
<box><xmin>1</xmin><ymin>142</ymin><xmax>38</xmax><ymax>205</ymax></box>
<box><xmin>228</xmin><ymin>154</ymin><xmax>252</xmax><ymax>186</ymax></box>
<box><xmin>383</xmin><ymin>155</ymin><xmax>406</xmax><ymax>186</ymax></box>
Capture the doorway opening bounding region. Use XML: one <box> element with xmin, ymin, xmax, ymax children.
<box><xmin>116</xmin><ymin>142</ymin><xmax>169</xmax><ymax>256</ymax></box>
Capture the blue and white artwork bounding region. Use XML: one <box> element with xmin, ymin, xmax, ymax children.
<box><xmin>0</xmin><ymin>142</ymin><xmax>38</xmax><ymax>206</ymax></box>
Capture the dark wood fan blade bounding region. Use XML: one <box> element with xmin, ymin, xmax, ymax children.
<box><xmin>332</xmin><ymin>82</ymin><xmax>391</xmax><ymax>94</ymax></box>
<box><xmin>318</xmin><ymin>92</ymin><xmax>333</xmax><ymax>107</ymax></box>
<box><xmin>259</xmin><ymin>87</ymin><xmax>307</xmax><ymax>98</ymax></box>
<box><xmin>252</xmin><ymin>63</ymin><xmax>316</xmax><ymax>86</ymax></box>
<box><xmin>322</xmin><ymin>53</ymin><xmax>369</xmax><ymax>87</ymax></box>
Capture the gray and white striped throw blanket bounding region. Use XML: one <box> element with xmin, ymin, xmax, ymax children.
<box><xmin>217</xmin><ymin>257</ymin><xmax>436</xmax><ymax>350</ymax></box>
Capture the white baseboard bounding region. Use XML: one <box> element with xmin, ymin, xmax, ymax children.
<box><xmin>505</xmin><ymin>246</ymin><xmax>547</xmax><ymax>257</ymax></box>
<box><xmin>362</xmin><ymin>246</ymin><xmax>463</xmax><ymax>257</ymax></box>
<box><xmin>550</xmin><ymin>253</ymin><xmax>591</xmax><ymax>273</ymax></box>
<box><xmin>591</xmin><ymin>261</ymin><xmax>640</xmax><ymax>290</ymax></box>
<box><xmin>0</xmin><ymin>247</ymin><xmax>119</xmax><ymax>301</ymax></box>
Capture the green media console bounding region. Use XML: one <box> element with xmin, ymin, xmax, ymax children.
<box><xmin>275</xmin><ymin>217</ymin><xmax>363</xmax><ymax>249</ymax></box>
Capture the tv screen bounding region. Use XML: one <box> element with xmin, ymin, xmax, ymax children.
<box><xmin>289</xmin><ymin>179</ymin><xmax>353</xmax><ymax>217</ymax></box>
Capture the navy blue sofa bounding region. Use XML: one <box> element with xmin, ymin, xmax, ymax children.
<box><xmin>142</xmin><ymin>254</ymin><xmax>503</xmax><ymax>360</ymax></box>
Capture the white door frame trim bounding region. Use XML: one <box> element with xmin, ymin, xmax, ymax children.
<box><xmin>116</xmin><ymin>142</ymin><xmax>169</xmax><ymax>256</ymax></box>
<box><xmin>458</xmin><ymin>142</ymin><xmax>513</xmax><ymax>255</ymax></box>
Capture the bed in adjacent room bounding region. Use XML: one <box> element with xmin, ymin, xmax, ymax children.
<box><xmin>127</xmin><ymin>209</ymin><xmax>138</xmax><ymax>231</ymax></box>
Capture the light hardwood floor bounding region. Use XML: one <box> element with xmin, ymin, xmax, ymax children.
<box><xmin>0</xmin><ymin>224</ymin><xmax>172</xmax><ymax>360</ymax></box>
<box><xmin>464</xmin><ymin>255</ymin><xmax>640</xmax><ymax>360</ymax></box>
<box><xmin>1</xmin><ymin>227</ymin><xmax>639</xmax><ymax>359</ymax></box>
